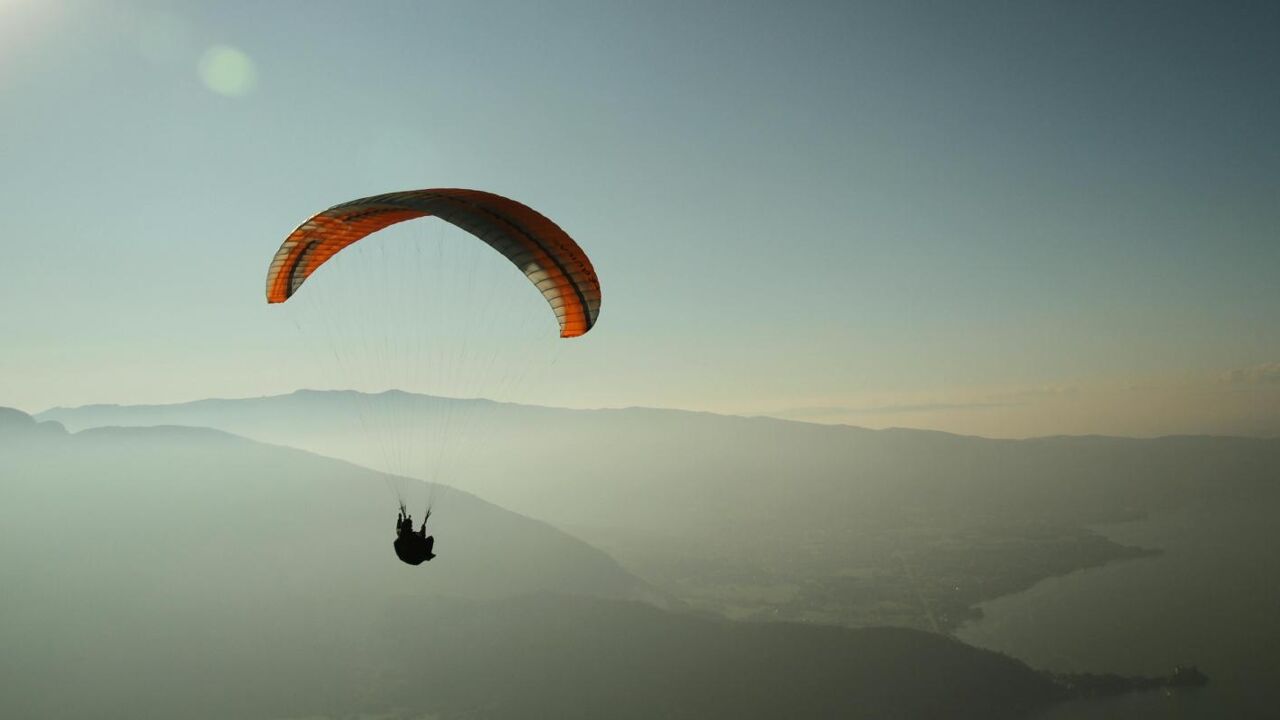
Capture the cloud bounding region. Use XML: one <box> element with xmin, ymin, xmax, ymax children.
<box><xmin>984</xmin><ymin>385</ymin><xmax>1080</xmax><ymax>402</ymax></box>
<box><xmin>775</xmin><ymin>401</ymin><xmax>1019</xmax><ymax>418</ymax></box>
<box><xmin>1220</xmin><ymin>362</ymin><xmax>1280</xmax><ymax>386</ymax></box>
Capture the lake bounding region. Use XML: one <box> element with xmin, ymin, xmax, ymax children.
<box><xmin>956</xmin><ymin>497</ymin><xmax>1280</xmax><ymax>719</ymax></box>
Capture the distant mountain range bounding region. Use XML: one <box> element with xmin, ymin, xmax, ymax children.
<box><xmin>40</xmin><ymin>389</ymin><xmax>1280</xmax><ymax>530</ymax></box>
<box><xmin>38</xmin><ymin>391</ymin><xmax>1280</xmax><ymax>630</ymax></box>
<box><xmin>41</xmin><ymin>390</ymin><xmax>1280</xmax><ymax>535</ymax></box>
<box><xmin>0</xmin><ymin>407</ymin><xmax>1068</xmax><ymax>719</ymax></box>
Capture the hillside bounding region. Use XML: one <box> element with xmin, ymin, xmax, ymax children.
<box><xmin>0</xmin><ymin>408</ymin><xmax>646</xmax><ymax>606</ymax></box>
<box><xmin>0</xmin><ymin>407</ymin><xmax>1071</xmax><ymax>719</ymax></box>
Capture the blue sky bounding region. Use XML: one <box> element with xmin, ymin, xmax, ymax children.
<box><xmin>2</xmin><ymin>0</ymin><xmax>1277</xmax><ymax>436</ymax></box>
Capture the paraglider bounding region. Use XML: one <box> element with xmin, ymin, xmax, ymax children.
<box><xmin>266</xmin><ymin>188</ymin><xmax>601</xmax><ymax>338</ymax></box>
<box><xmin>266</xmin><ymin>189</ymin><xmax>601</xmax><ymax>567</ymax></box>
<box><xmin>394</xmin><ymin>505</ymin><xmax>436</xmax><ymax>565</ymax></box>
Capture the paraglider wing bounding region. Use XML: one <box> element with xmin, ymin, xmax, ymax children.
<box><xmin>266</xmin><ymin>189</ymin><xmax>601</xmax><ymax>337</ymax></box>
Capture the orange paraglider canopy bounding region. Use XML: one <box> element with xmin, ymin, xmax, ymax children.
<box><xmin>266</xmin><ymin>189</ymin><xmax>601</xmax><ymax>338</ymax></box>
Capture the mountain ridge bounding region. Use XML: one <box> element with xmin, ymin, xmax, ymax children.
<box><xmin>39</xmin><ymin>387</ymin><xmax>1280</xmax><ymax>443</ymax></box>
<box><xmin>37</xmin><ymin>391</ymin><xmax>1280</xmax><ymax>632</ymax></box>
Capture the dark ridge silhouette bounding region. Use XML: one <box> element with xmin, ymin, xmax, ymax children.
<box><xmin>367</xmin><ymin>594</ymin><xmax>1067</xmax><ymax>720</ymax></box>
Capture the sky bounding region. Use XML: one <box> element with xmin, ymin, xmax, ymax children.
<box><xmin>2</xmin><ymin>0</ymin><xmax>1277</xmax><ymax>438</ymax></box>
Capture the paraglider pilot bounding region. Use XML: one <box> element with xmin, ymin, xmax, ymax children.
<box><xmin>394</xmin><ymin>504</ymin><xmax>436</xmax><ymax>566</ymax></box>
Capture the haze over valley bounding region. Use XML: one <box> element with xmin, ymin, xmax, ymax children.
<box><xmin>4</xmin><ymin>1</ymin><xmax>1278</xmax><ymax>717</ymax></box>
<box><xmin>40</xmin><ymin>391</ymin><xmax>1280</xmax><ymax>635</ymax></box>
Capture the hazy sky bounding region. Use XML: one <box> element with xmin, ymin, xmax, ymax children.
<box><xmin>2</xmin><ymin>0</ymin><xmax>1277</xmax><ymax>437</ymax></box>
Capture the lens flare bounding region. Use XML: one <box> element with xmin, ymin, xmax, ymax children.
<box><xmin>197</xmin><ymin>44</ymin><xmax>256</xmax><ymax>97</ymax></box>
